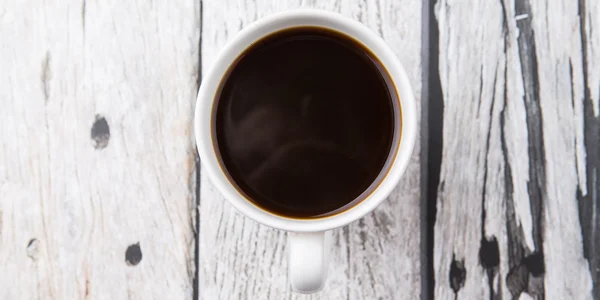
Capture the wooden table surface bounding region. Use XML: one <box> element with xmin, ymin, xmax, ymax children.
<box><xmin>1</xmin><ymin>0</ymin><xmax>598</xmax><ymax>299</ymax></box>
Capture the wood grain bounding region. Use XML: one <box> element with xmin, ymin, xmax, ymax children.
<box><xmin>432</xmin><ymin>0</ymin><xmax>599</xmax><ymax>299</ymax></box>
<box><xmin>0</xmin><ymin>1</ymin><xmax>200</xmax><ymax>298</ymax></box>
<box><xmin>199</xmin><ymin>1</ymin><xmax>422</xmax><ymax>299</ymax></box>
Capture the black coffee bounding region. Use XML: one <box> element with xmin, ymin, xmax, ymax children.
<box><xmin>214</xmin><ymin>27</ymin><xmax>397</xmax><ymax>218</ymax></box>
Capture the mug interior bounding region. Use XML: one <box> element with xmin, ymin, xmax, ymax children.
<box><xmin>195</xmin><ymin>9</ymin><xmax>416</xmax><ymax>232</ymax></box>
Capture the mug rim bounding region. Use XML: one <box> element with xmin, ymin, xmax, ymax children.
<box><xmin>195</xmin><ymin>9</ymin><xmax>416</xmax><ymax>232</ymax></box>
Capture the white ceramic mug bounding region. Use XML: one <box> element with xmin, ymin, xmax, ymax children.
<box><xmin>195</xmin><ymin>9</ymin><xmax>416</xmax><ymax>293</ymax></box>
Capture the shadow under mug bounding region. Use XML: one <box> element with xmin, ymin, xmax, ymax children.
<box><xmin>195</xmin><ymin>9</ymin><xmax>417</xmax><ymax>293</ymax></box>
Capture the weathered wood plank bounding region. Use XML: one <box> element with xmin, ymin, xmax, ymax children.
<box><xmin>0</xmin><ymin>1</ymin><xmax>200</xmax><ymax>298</ymax></box>
<box><xmin>199</xmin><ymin>1</ymin><xmax>422</xmax><ymax>299</ymax></box>
<box><xmin>432</xmin><ymin>0</ymin><xmax>599</xmax><ymax>299</ymax></box>
<box><xmin>578</xmin><ymin>1</ymin><xmax>600</xmax><ymax>298</ymax></box>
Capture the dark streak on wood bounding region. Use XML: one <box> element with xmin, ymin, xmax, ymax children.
<box><xmin>577</xmin><ymin>0</ymin><xmax>600</xmax><ymax>298</ymax></box>
<box><xmin>41</xmin><ymin>51</ymin><xmax>51</xmax><ymax>103</ymax></box>
<box><xmin>334</xmin><ymin>0</ymin><xmax>341</xmax><ymax>12</ymax></box>
<box><xmin>193</xmin><ymin>2</ymin><xmax>202</xmax><ymax>298</ymax></box>
<box><xmin>365</xmin><ymin>260</ymin><xmax>377</xmax><ymax>293</ymax></box>
<box><xmin>215</xmin><ymin>212</ymin><xmax>224</xmax><ymax>240</ymax></box>
<box><xmin>27</xmin><ymin>239</ymin><xmax>39</xmax><ymax>259</ymax></box>
<box><xmin>193</xmin><ymin>154</ymin><xmax>201</xmax><ymax>300</ymax></box>
<box><xmin>502</xmin><ymin>0</ymin><xmax>548</xmax><ymax>298</ymax></box>
<box><xmin>356</xmin><ymin>0</ymin><xmax>366</xmax><ymax>23</ymax></box>
<box><xmin>479</xmin><ymin>57</ymin><xmax>499</xmax><ymax>300</ymax></box>
<box><xmin>476</xmin><ymin>65</ymin><xmax>484</xmax><ymax>115</ymax></box>
<box><xmin>85</xmin><ymin>278</ymin><xmax>90</xmax><ymax>298</ymax></box>
<box><xmin>579</xmin><ymin>97</ymin><xmax>600</xmax><ymax>299</ymax></box>
<box><xmin>420</xmin><ymin>1</ymin><xmax>431</xmax><ymax>300</ymax></box>
<box><xmin>480</xmin><ymin>67</ymin><xmax>498</xmax><ymax>240</ymax></box>
<box><xmin>375</xmin><ymin>0</ymin><xmax>384</xmax><ymax>37</ymax></box>
<box><xmin>82</xmin><ymin>0</ymin><xmax>86</xmax><ymax>31</ymax></box>
<box><xmin>497</xmin><ymin>19</ymin><xmax>542</xmax><ymax>294</ymax></box>
<box><xmin>569</xmin><ymin>59</ymin><xmax>575</xmax><ymax>110</ymax></box>
<box><xmin>373</xmin><ymin>211</ymin><xmax>391</xmax><ymax>236</ymax></box>
<box><xmin>500</xmin><ymin>58</ymin><xmax>523</xmax><ymax>298</ymax></box>
<box><xmin>514</xmin><ymin>0</ymin><xmax>546</xmax><ymax>258</ymax></box>
<box><xmin>499</xmin><ymin>0</ymin><xmax>518</xmax><ymax>271</ymax></box>
<box><xmin>267</xmin><ymin>233</ymin><xmax>278</xmax><ymax>282</ymax></box>
<box><xmin>358</xmin><ymin>218</ymin><xmax>367</xmax><ymax>249</ymax></box>
<box><xmin>425</xmin><ymin>0</ymin><xmax>443</xmax><ymax>298</ymax></box>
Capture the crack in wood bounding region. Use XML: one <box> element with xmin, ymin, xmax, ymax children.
<box><xmin>426</xmin><ymin>0</ymin><xmax>443</xmax><ymax>298</ymax></box>
<box><xmin>193</xmin><ymin>155</ymin><xmax>201</xmax><ymax>300</ymax></box>
<box><xmin>500</xmin><ymin>64</ymin><xmax>523</xmax><ymax>298</ymax></box>
<box><xmin>514</xmin><ymin>0</ymin><xmax>546</xmax><ymax>255</ymax></box>
<box><xmin>193</xmin><ymin>1</ymin><xmax>203</xmax><ymax>299</ymax></box>
<box><xmin>479</xmin><ymin>60</ymin><xmax>500</xmax><ymax>300</ymax></box>
<box><xmin>505</xmin><ymin>0</ymin><xmax>549</xmax><ymax>298</ymax></box>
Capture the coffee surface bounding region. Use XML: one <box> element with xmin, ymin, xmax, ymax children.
<box><xmin>215</xmin><ymin>27</ymin><xmax>396</xmax><ymax>218</ymax></box>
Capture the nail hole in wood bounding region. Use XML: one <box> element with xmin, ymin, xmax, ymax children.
<box><xmin>91</xmin><ymin>115</ymin><xmax>110</xmax><ymax>149</ymax></box>
<box><xmin>523</xmin><ymin>251</ymin><xmax>544</xmax><ymax>277</ymax></box>
<box><xmin>449</xmin><ymin>254</ymin><xmax>466</xmax><ymax>293</ymax></box>
<box><xmin>125</xmin><ymin>242</ymin><xmax>142</xmax><ymax>266</ymax></box>
<box><xmin>479</xmin><ymin>236</ymin><xmax>500</xmax><ymax>269</ymax></box>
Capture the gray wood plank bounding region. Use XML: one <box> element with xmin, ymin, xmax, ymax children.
<box><xmin>432</xmin><ymin>0</ymin><xmax>600</xmax><ymax>299</ymax></box>
<box><xmin>199</xmin><ymin>1</ymin><xmax>423</xmax><ymax>299</ymax></box>
<box><xmin>0</xmin><ymin>1</ymin><xmax>200</xmax><ymax>298</ymax></box>
<box><xmin>577</xmin><ymin>1</ymin><xmax>600</xmax><ymax>298</ymax></box>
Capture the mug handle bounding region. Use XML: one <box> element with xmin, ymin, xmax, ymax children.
<box><xmin>288</xmin><ymin>231</ymin><xmax>328</xmax><ymax>293</ymax></box>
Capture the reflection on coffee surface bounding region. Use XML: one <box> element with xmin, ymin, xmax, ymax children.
<box><xmin>215</xmin><ymin>27</ymin><xmax>398</xmax><ymax>218</ymax></box>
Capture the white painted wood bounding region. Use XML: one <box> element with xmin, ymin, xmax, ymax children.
<box><xmin>433</xmin><ymin>0</ymin><xmax>599</xmax><ymax>299</ymax></box>
<box><xmin>199</xmin><ymin>1</ymin><xmax>422</xmax><ymax>299</ymax></box>
<box><xmin>0</xmin><ymin>1</ymin><xmax>200</xmax><ymax>299</ymax></box>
